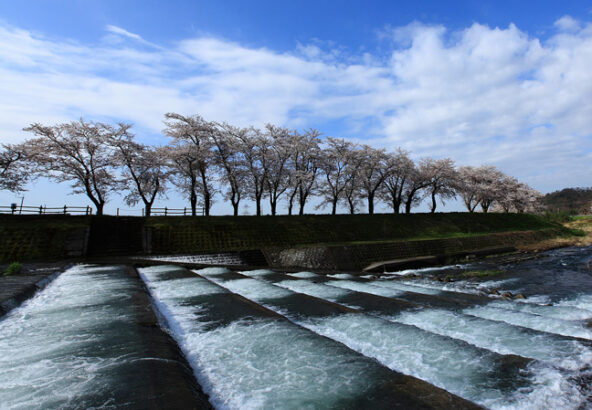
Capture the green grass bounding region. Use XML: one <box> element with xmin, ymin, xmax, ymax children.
<box><xmin>4</xmin><ymin>262</ymin><xmax>22</xmax><ymax>276</ymax></box>
<box><xmin>145</xmin><ymin>212</ymin><xmax>566</xmax><ymax>253</ymax></box>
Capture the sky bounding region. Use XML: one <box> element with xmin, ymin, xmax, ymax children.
<box><xmin>0</xmin><ymin>0</ymin><xmax>591</xmax><ymax>215</ymax></box>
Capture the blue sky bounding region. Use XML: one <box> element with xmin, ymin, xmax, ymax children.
<box><xmin>0</xmin><ymin>1</ymin><xmax>591</xmax><ymax>214</ymax></box>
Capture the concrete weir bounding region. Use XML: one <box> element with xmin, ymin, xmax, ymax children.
<box><xmin>0</xmin><ymin>264</ymin><xmax>211</xmax><ymax>409</ymax></box>
<box><xmin>0</xmin><ymin>263</ymin><xmax>66</xmax><ymax>317</ymax></box>
<box><xmin>140</xmin><ymin>265</ymin><xmax>481</xmax><ymax>409</ymax></box>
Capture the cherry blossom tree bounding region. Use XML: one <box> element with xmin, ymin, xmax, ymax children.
<box><xmin>165</xmin><ymin>142</ymin><xmax>208</xmax><ymax>216</ymax></box>
<box><xmin>23</xmin><ymin>119</ymin><xmax>125</xmax><ymax>216</ymax></box>
<box><xmin>0</xmin><ymin>143</ymin><xmax>30</xmax><ymax>192</ymax></box>
<box><xmin>164</xmin><ymin>113</ymin><xmax>217</xmax><ymax>216</ymax></box>
<box><xmin>357</xmin><ymin>145</ymin><xmax>392</xmax><ymax>215</ymax></box>
<box><xmin>457</xmin><ymin>166</ymin><xmax>482</xmax><ymax>212</ymax></box>
<box><xmin>316</xmin><ymin>137</ymin><xmax>356</xmax><ymax>215</ymax></box>
<box><xmin>109</xmin><ymin>131</ymin><xmax>169</xmax><ymax>217</ymax></box>
<box><xmin>378</xmin><ymin>149</ymin><xmax>414</xmax><ymax>214</ymax></box>
<box><xmin>402</xmin><ymin>164</ymin><xmax>431</xmax><ymax>214</ymax></box>
<box><xmin>212</xmin><ymin>122</ymin><xmax>248</xmax><ymax>216</ymax></box>
<box><xmin>235</xmin><ymin>127</ymin><xmax>270</xmax><ymax>216</ymax></box>
<box><xmin>286</xmin><ymin>129</ymin><xmax>321</xmax><ymax>216</ymax></box>
<box><xmin>420</xmin><ymin>158</ymin><xmax>458</xmax><ymax>213</ymax></box>
<box><xmin>263</xmin><ymin>124</ymin><xmax>293</xmax><ymax>216</ymax></box>
<box><xmin>494</xmin><ymin>177</ymin><xmax>542</xmax><ymax>213</ymax></box>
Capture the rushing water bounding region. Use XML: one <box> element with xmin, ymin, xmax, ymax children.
<box><xmin>2</xmin><ymin>245</ymin><xmax>592</xmax><ymax>409</ymax></box>
<box><xmin>0</xmin><ymin>264</ymin><xmax>200</xmax><ymax>409</ymax></box>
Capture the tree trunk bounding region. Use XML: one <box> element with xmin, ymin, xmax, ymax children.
<box><xmin>331</xmin><ymin>199</ymin><xmax>337</xmax><ymax>215</ymax></box>
<box><xmin>256</xmin><ymin>194</ymin><xmax>262</xmax><ymax>216</ymax></box>
<box><xmin>367</xmin><ymin>194</ymin><xmax>374</xmax><ymax>215</ymax></box>
<box><xmin>348</xmin><ymin>198</ymin><xmax>355</xmax><ymax>214</ymax></box>
<box><xmin>144</xmin><ymin>203</ymin><xmax>152</xmax><ymax>217</ymax></box>
<box><xmin>391</xmin><ymin>198</ymin><xmax>400</xmax><ymax>214</ymax></box>
<box><xmin>287</xmin><ymin>190</ymin><xmax>297</xmax><ymax>216</ymax></box>
<box><xmin>190</xmin><ymin>190</ymin><xmax>197</xmax><ymax>216</ymax></box>
<box><xmin>431</xmin><ymin>192</ymin><xmax>437</xmax><ymax>213</ymax></box>
<box><xmin>95</xmin><ymin>202</ymin><xmax>104</xmax><ymax>216</ymax></box>
<box><xmin>270</xmin><ymin>198</ymin><xmax>277</xmax><ymax>216</ymax></box>
<box><xmin>204</xmin><ymin>193</ymin><xmax>211</xmax><ymax>216</ymax></box>
<box><xmin>405</xmin><ymin>189</ymin><xmax>417</xmax><ymax>214</ymax></box>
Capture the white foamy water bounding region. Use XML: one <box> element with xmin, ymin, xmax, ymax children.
<box><xmin>238</xmin><ymin>269</ymin><xmax>275</xmax><ymax>276</ymax></box>
<box><xmin>555</xmin><ymin>294</ymin><xmax>592</xmax><ymax>313</ymax></box>
<box><xmin>201</xmin><ymin>271</ymin><xmax>579</xmax><ymax>408</ymax></box>
<box><xmin>464</xmin><ymin>305</ymin><xmax>592</xmax><ymax>340</ymax></box>
<box><xmin>141</xmin><ymin>252</ymin><xmax>245</xmax><ymax>265</ymax></box>
<box><xmin>326</xmin><ymin>280</ymin><xmax>405</xmax><ymax>298</ymax></box>
<box><xmin>288</xmin><ymin>271</ymin><xmax>320</xmax><ymax>279</ymax></box>
<box><xmin>486</xmin><ymin>299</ymin><xmax>592</xmax><ymax>321</ymax></box>
<box><xmin>276</xmin><ymin>279</ymin><xmax>353</xmax><ymax>300</ymax></box>
<box><xmin>326</xmin><ymin>273</ymin><xmax>356</xmax><ymax>279</ymax></box>
<box><xmin>140</xmin><ymin>266</ymin><xmax>395</xmax><ymax>409</ymax></box>
<box><xmin>400</xmin><ymin>277</ymin><xmax>520</xmax><ymax>296</ymax></box>
<box><xmin>384</xmin><ymin>264</ymin><xmax>465</xmax><ymax>276</ymax></box>
<box><xmin>0</xmin><ymin>265</ymin><xmax>145</xmax><ymax>409</ymax></box>
<box><xmin>372</xmin><ymin>279</ymin><xmax>444</xmax><ymax>296</ymax></box>
<box><xmin>394</xmin><ymin>308</ymin><xmax>592</xmax><ymax>371</ymax></box>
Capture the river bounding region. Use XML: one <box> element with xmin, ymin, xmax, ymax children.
<box><xmin>0</xmin><ymin>245</ymin><xmax>591</xmax><ymax>408</ymax></box>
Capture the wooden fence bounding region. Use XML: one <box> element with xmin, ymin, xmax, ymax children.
<box><xmin>150</xmin><ymin>207</ymin><xmax>205</xmax><ymax>216</ymax></box>
<box><xmin>0</xmin><ymin>204</ymin><xmax>93</xmax><ymax>215</ymax></box>
<box><xmin>1</xmin><ymin>204</ymin><xmax>205</xmax><ymax>216</ymax></box>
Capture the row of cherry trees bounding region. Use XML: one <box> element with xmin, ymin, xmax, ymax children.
<box><xmin>0</xmin><ymin>115</ymin><xmax>542</xmax><ymax>216</ymax></box>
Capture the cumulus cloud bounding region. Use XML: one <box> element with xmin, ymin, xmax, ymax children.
<box><xmin>0</xmin><ymin>17</ymin><xmax>591</xmax><ymax>195</ymax></box>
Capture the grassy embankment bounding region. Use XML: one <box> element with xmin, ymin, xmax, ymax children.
<box><xmin>0</xmin><ymin>212</ymin><xmax>581</xmax><ymax>263</ymax></box>
<box><xmin>517</xmin><ymin>215</ymin><xmax>592</xmax><ymax>252</ymax></box>
<box><xmin>146</xmin><ymin>212</ymin><xmax>574</xmax><ymax>254</ymax></box>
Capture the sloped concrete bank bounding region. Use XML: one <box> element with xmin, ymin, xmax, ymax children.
<box><xmin>0</xmin><ymin>263</ymin><xmax>69</xmax><ymax>317</ymax></box>
<box><xmin>263</xmin><ymin>229</ymin><xmax>562</xmax><ymax>271</ymax></box>
<box><xmin>0</xmin><ymin>214</ymin><xmax>569</xmax><ymax>268</ymax></box>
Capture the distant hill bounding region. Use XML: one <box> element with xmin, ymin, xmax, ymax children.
<box><xmin>542</xmin><ymin>187</ymin><xmax>592</xmax><ymax>214</ymax></box>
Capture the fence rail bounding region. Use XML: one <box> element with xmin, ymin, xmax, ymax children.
<box><xmin>0</xmin><ymin>205</ymin><xmax>93</xmax><ymax>215</ymax></box>
<box><xmin>1</xmin><ymin>204</ymin><xmax>206</xmax><ymax>216</ymax></box>
<box><xmin>150</xmin><ymin>207</ymin><xmax>205</xmax><ymax>216</ymax></box>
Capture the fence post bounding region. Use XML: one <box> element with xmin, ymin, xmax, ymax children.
<box><xmin>39</xmin><ymin>205</ymin><xmax>43</xmax><ymax>215</ymax></box>
<box><xmin>184</xmin><ymin>207</ymin><xmax>186</xmax><ymax>216</ymax></box>
<box><xmin>117</xmin><ymin>208</ymin><xmax>120</xmax><ymax>217</ymax></box>
<box><xmin>164</xmin><ymin>206</ymin><xmax>168</xmax><ymax>216</ymax></box>
<box><xmin>63</xmin><ymin>205</ymin><xmax>67</xmax><ymax>215</ymax></box>
<box><xmin>85</xmin><ymin>206</ymin><xmax>90</xmax><ymax>216</ymax></box>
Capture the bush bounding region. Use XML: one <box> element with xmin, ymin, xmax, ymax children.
<box><xmin>540</xmin><ymin>211</ymin><xmax>573</xmax><ymax>224</ymax></box>
<box><xmin>4</xmin><ymin>262</ymin><xmax>22</xmax><ymax>276</ymax></box>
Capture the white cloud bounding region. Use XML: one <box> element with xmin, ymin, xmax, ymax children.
<box><xmin>554</xmin><ymin>15</ymin><xmax>581</xmax><ymax>32</ymax></box>
<box><xmin>105</xmin><ymin>25</ymin><xmax>144</xmax><ymax>41</ymax></box>
<box><xmin>0</xmin><ymin>17</ymin><xmax>591</xmax><ymax>197</ymax></box>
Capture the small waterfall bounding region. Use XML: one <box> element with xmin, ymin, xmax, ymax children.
<box><xmin>139</xmin><ymin>265</ymin><xmax>460</xmax><ymax>409</ymax></box>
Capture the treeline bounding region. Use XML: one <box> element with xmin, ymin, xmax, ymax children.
<box><xmin>0</xmin><ymin>114</ymin><xmax>542</xmax><ymax>216</ymax></box>
<box><xmin>541</xmin><ymin>188</ymin><xmax>592</xmax><ymax>215</ymax></box>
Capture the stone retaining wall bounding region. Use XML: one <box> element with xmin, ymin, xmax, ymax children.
<box><xmin>263</xmin><ymin>229</ymin><xmax>560</xmax><ymax>271</ymax></box>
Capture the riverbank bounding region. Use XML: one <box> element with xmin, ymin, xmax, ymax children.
<box><xmin>0</xmin><ymin>212</ymin><xmax>571</xmax><ymax>264</ymax></box>
<box><xmin>517</xmin><ymin>216</ymin><xmax>592</xmax><ymax>252</ymax></box>
<box><xmin>0</xmin><ymin>262</ymin><xmax>69</xmax><ymax>317</ymax></box>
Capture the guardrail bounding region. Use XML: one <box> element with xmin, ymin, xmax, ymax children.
<box><xmin>0</xmin><ymin>205</ymin><xmax>93</xmax><ymax>215</ymax></box>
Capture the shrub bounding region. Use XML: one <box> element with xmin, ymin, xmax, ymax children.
<box><xmin>5</xmin><ymin>262</ymin><xmax>22</xmax><ymax>276</ymax></box>
<box><xmin>541</xmin><ymin>211</ymin><xmax>573</xmax><ymax>224</ymax></box>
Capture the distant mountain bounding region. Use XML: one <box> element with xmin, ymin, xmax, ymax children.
<box><xmin>541</xmin><ymin>187</ymin><xmax>592</xmax><ymax>214</ymax></box>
